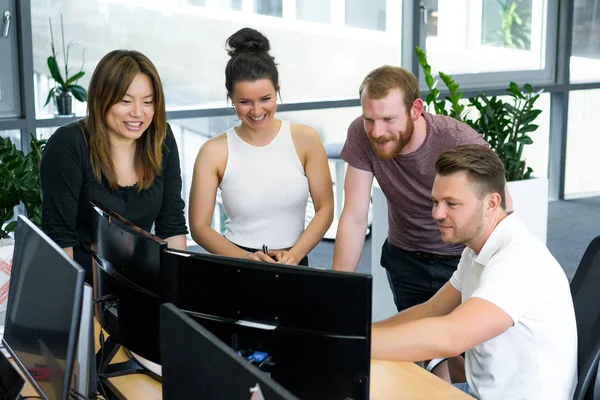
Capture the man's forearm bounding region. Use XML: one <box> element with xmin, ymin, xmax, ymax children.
<box><xmin>372</xmin><ymin>316</ymin><xmax>459</xmax><ymax>361</ymax></box>
<box><xmin>332</xmin><ymin>214</ymin><xmax>367</xmax><ymax>272</ymax></box>
<box><xmin>373</xmin><ymin>302</ymin><xmax>435</xmax><ymax>327</ymax></box>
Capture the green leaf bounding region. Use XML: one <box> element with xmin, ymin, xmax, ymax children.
<box><xmin>43</xmin><ymin>87</ymin><xmax>57</xmax><ymax>107</ymax></box>
<box><xmin>516</xmin><ymin>136</ymin><xmax>533</xmax><ymax>145</ymax></box>
<box><xmin>47</xmin><ymin>56</ymin><xmax>65</xmax><ymax>86</ymax></box>
<box><xmin>65</xmin><ymin>70</ymin><xmax>85</xmax><ymax>85</ymax></box>
<box><xmin>519</xmin><ymin>124</ymin><xmax>539</xmax><ymax>133</ymax></box>
<box><xmin>5</xmin><ymin>221</ymin><xmax>17</xmax><ymax>233</ymax></box>
<box><xmin>425</xmin><ymin>75</ymin><xmax>433</xmax><ymax>88</ymax></box>
<box><xmin>68</xmin><ymin>84</ymin><xmax>88</xmax><ymax>102</ymax></box>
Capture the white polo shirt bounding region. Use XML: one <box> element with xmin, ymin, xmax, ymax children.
<box><xmin>449</xmin><ymin>214</ymin><xmax>577</xmax><ymax>400</ymax></box>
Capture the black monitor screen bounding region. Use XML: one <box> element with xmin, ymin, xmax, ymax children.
<box><xmin>161</xmin><ymin>249</ymin><xmax>372</xmax><ymax>400</ymax></box>
<box><xmin>90</xmin><ymin>201</ymin><xmax>167</xmax><ymax>363</ymax></box>
<box><xmin>160</xmin><ymin>303</ymin><xmax>299</xmax><ymax>400</ymax></box>
<box><xmin>3</xmin><ymin>216</ymin><xmax>85</xmax><ymax>400</ymax></box>
<box><xmin>90</xmin><ymin>201</ymin><xmax>166</xmax><ymax>296</ymax></box>
<box><xmin>161</xmin><ymin>250</ymin><xmax>372</xmax><ymax>336</ymax></box>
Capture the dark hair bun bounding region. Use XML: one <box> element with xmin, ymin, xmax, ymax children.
<box><xmin>226</xmin><ymin>27</ymin><xmax>270</xmax><ymax>57</ymax></box>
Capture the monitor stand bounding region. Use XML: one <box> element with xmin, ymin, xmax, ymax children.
<box><xmin>95</xmin><ymin>334</ymin><xmax>162</xmax><ymax>383</ymax></box>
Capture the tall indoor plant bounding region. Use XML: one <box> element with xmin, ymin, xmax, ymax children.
<box><xmin>43</xmin><ymin>15</ymin><xmax>88</xmax><ymax>116</ymax></box>
<box><xmin>416</xmin><ymin>46</ymin><xmax>542</xmax><ymax>181</ymax></box>
<box><xmin>0</xmin><ymin>135</ymin><xmax>46</xmax><ymax>236</ymax></box>
<box><xmin>416</xmin><ymin>47</ymin><xmax>547</xmax><ymax>242</ymax></box>
<box><xmin>0</xmin><ymin>134</ymin><xmax>46</xmax><ymax>322</ymax></box>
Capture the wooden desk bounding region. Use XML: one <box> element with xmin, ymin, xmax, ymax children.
<box><xmin>19</xmin><ymin>322</ymin><xmax>472</xmax><ymax>399</ymax></box>
<box><xmin>100</xmin><ymin>358</ymin><xmax>472</xmax><ymax>399</ymax></box>
<box><xmin>94</xmin><ymin>316</ymin><xmax>471</xmax><ymax>400</ymax></box>
<box><xmin>370</xmin><ymin>359</ymin><xmax>473</xmax><ymax>399</ymax></box>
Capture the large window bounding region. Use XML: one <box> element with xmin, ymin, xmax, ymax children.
<box><xmin>346</xmin><ymin>0</ymin><xmax>386</xmax><ymax>31</ymax></box>
<box><xmin>297</xmin><ymin>0</ymin><xmax>330</xmax><ymax>23</ymax></box>
<box><xmin>421</xmin><ymin>0</ymin><xmax>553</xmax><ymax>87</ymax></box>
<box><xmin>30</xmin><ymin>0</ymin><xmax>403</xmax><ymax>118</ymax></box>
<box><xmin>565</xmin><ymin>89</ymin><xmax>600</xmax><ymax>196</ymax></box>
<box><xmin>570</xmin><ymin>0</ymin><xmax>600</xmax><ymax>83</ymax></box>
<box><xmin>256</xmin><ymin>0</ymin><xmax>282</xmax><ymax>17</ymax></box>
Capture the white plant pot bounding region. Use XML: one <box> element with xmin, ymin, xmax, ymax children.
<box><xmin>507</xmin><ymin>177</ymin><xmax>548</xmax><ymax>244</ymax></box>
<box><xmin>0</xmin><ymin>237</ymin><xmax>15</xmax><ymax>326</ymax></box>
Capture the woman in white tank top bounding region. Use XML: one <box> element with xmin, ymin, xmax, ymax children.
<box><xmin>188</xmin><ymin>27</ymin><xmax>333</xmax><ymax>266</ymax></box>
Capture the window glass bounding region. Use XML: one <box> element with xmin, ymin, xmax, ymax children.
<box><xmin>31</xmin><ymin>0</ymin><xmax>402</xmax><ymax>117</ymax></box>
<box><xmin>346</xmin><ymin>0</ymin><xmax>386</xmax><ymax>31</ymax></box>
<box><xmin>570</xmin><ymin>0</ymin><xmax>600</xmax><ymax>83</ymax></box>
<box><xmin>256</xmin><ymin>0</ymin><xmax>282</xmax><ymax>17</ymax></box>
<box><xmin>565</xmin><ymin>89</ymin><xmax>600</xmax><ymax>196</ymax></box>
<box><xmin>423</xmin><ymin>0</ymin><xmax>547</xmax><ymax>75</ymax></box>
<box><xmin>297</xmin><ymin>0</ymin><xmax>330</xmax><ymax>23</ymax></box>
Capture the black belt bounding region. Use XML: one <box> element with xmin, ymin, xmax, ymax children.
<box><xmin>406</xmin><ymin>249</ymin><xmax>462</xmax><ymax>262</ymax></box>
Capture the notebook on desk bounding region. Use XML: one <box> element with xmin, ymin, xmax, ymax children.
<box><xmin>0</xmin><ymin>347</ymin><xmax>25</xmax><ymax>400</ymax></box>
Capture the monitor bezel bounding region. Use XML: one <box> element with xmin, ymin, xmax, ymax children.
<box><xmin>90</xmin><ymin>201</ymin><xmax>166</xmax><ymax>246</ymax></box>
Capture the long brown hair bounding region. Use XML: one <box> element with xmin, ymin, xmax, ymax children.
<box><xmin>83</xmin><ymin>50</ymin><xmax>167</xmax><ymax>191</ymax></box>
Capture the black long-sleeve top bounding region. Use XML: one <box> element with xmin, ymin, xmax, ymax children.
<box><xmin>41</xmin><ymin>121</ymin><xmax>188</xmax><ymax>283</ymax></box>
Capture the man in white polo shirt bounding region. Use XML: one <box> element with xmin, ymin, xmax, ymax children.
<box><xmin>371</xmin><ymin>145</ymin><xmax>577</xmax><ymax>399</ymax></box>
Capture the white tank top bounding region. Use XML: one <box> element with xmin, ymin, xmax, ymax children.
<box><xmin>219</xmin><ymin>120</ymin><xmax>309</xmax><ymax>249</ymax></box>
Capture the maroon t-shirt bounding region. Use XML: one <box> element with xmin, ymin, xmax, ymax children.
<box><xmin>341</xmin><ymin>112</ymin><xmax>487</xmax><ymax>256</ymax></box>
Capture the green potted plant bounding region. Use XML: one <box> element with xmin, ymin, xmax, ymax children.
<box><xmin>0</xmin><ymin>134</ymin><xmax>46</xmax><ymax>321</ymax></box>
<box><xmin>416</xmin><ymin>47</ymin><xmax>548</xmax><ymax>242</ymax></box>
<box><xmin>416</xmin><ymin>46</ymin><xmax>542</xmax><ymax>181</ymax></box>
<box><xmin>43</xmin><ymin>15</ymin><xmax>88</xmax><ymax>116</ymax></box>
<box><xmin>0</xmin><ymin>135</ymin><xmax>46</xmax><ymax>237</ymax></box>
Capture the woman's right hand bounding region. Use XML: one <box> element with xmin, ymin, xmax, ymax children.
<box><xmin>243</xmin><ymin>251</ymin><xmax>276</xmax><ymax>263</ymax></box>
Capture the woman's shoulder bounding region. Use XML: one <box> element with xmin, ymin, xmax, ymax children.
<box><xmin>196</xmin><ymin>132</ymin><xmax>228</xmax><ymax>163</ymax></box>
<box><xmin>45</xmin><ymin>121</ymin><xmax>88</xmax><ymax>153</ymax></box>
<box><xmin>289</xmin><ymin>122</ymin><xmax>322</xmax><ymax>149</ymax></box>
<box><xmin>203</xmin><ymin>132</ymin><xmax>228</xmax><ymax>152</ymax></box>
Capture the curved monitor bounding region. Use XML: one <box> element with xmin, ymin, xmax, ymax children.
<box><xmin>90</xmin><ymin>201</ymin><xmax>167</xmax><ymax>364</ymax></box>
<box><xmin>3</xmin><ymin>216</ymin><xmax>85</xmax><ymax>400</ymax></box>
<box><xmin>90</xmin><ymin>201</ymin><xmax>167</xmax><ymax>296</ymax></box>
<box><xmin>161</xmin><ymin>249</ymin><xmax>372</xmax><ymax>400</ymax></box>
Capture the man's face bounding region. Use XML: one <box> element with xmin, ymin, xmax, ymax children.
<box><xmin>361</xmin><ymin>88</ymin><xmax>415</xmax><ymax>160</ymax></box>
<box><xmin>431</xmin><ymin>171</ymin><xmax>486</xmax><ymax>247</ymax></box>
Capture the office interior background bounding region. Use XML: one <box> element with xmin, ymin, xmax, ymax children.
<box><xmin>1</xmin><ymin>0</ymin><xmax>599</xmax><ymax>274</ymax></box>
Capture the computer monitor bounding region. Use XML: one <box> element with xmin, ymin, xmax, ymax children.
<box><xmin>161</xmin><ymin>249</ymin><xmax>372</xmax><ymax>400</ymax></box>
<box><xmin>160</xmin><ymin>303</ymin><xmax>299</xmax><ymax>400</ymax></box>
<box><xmin>90</xmin><ymin>201</ymin><xmax>166</xmax><ymax>365</ymax></box>
<box><xmin>3</xmin><ymin>216</ymin><xmax>85</xmax><ymax>400</ymax></box>
<box><xmin>71</xmin><ymin>283</ymin><xmax>96</xmax><ymax>399</ymax></box>
<box><xmin>90</xmin><ymin>201</ymin><xmax>166</xmax><ymax>296</ymax></box>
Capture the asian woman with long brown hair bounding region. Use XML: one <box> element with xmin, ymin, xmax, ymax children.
<box><xmin>41</xmin><ymin>50</ymin><xmax>187</xmax><ymax>284</ymax></box>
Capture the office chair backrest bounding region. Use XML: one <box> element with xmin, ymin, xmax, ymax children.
<box><xmin>570</xmin><ymin>235</ymin><xmax>600</xmax><ymax>400</ymax></box>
